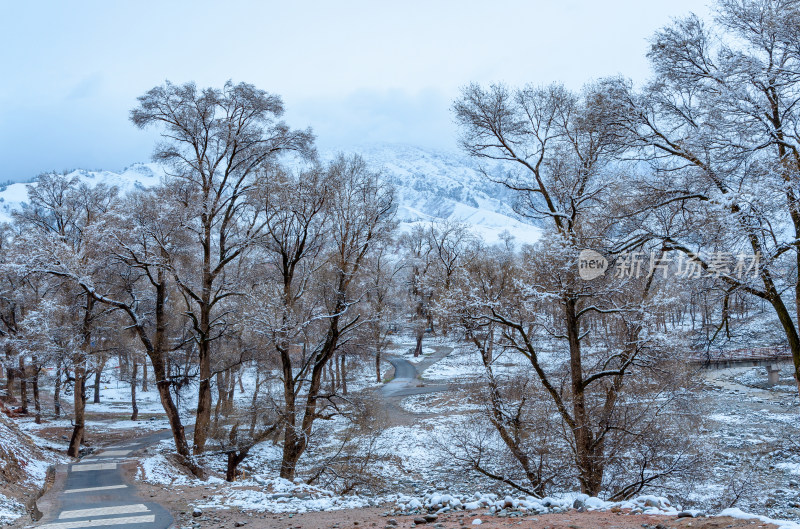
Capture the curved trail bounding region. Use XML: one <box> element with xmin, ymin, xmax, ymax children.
<box><xmin>379</xmin><ymin>346</ymin><xmax>452</xmax><ymax>398</ymax></box>
<box><xmin>374</xmin><ymin>346</ymin><xmax>453</xmax><ymax>427</ymax></box>
<box><xmin>379</xmin><ymin>357</ymin><xmax>446</xmax><ymax>397</ymax></box>
<box><xmin>34</xmin><ymin>430</ymin><xmax>173</xmax><ymax>529</ymax></box>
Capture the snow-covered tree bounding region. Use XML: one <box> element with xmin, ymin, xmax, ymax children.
<box><xmin>130</xmin><ymin>80</ymin><xmax>315</xmax><ymax>454</ymax></box>
<box><xmin>12</xmin><ymin>173</ymin><xmax>119</xmax><ymax>456</ymax></box>
<box><xmin>604</xmin><ymin>0</ymin><xmax>800</xmax><ymax>396</ymax></box>
<box><xmin>451</xmin><ymin>82</ymin><xmax>701</xmax><ymax>497</ymax></box>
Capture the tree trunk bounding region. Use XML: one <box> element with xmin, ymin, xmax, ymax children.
<box><xmin>193</xmin><ymin>320</ymin><xmax>212</xmax><ymax>454</ymax></box>
<box><xmin>225</xmin><ymin>368</ymin><xmax>235</xmax><ymax>416</ymax></box>
<box><xmin>4</xmin><ymin>340</ymin><xmax>17</xmax><ymax>400</ymax></box>
<box><xmin>32</xmin><ymin>366</ymin><xmax>41</xmax><ymax>424</ymax></box>
<box><xmin>280</xmin><ymin>355</ymin><xmax>299</xmax><ymax>480</ymax></box>
<box><xmin>768</xmin><ymin>291</ymin><xmax>800</xmax><ymax>399</ymax></box>
<box><xmin>154</xmin><ymin>366</ymin><xmax>189</xmax><ymax>457</ymax></box>
<box><xmin>334</xmin><ymin>353</ymin><xmax>341</xmax><ymax>390</ymax></box>
<box><xmin>192</xmin><ymin>218</ymin><xmax>215</xmax><ymax>456</ymax></box>
<box><xmin>5</xmin><ymin>363</ymin><xmax>14</xmax><ymax>400</ymax></box>
<box><xmin>213</xmin><ymin>371</ymin><xmax>225</xmax><ymax>430</ymax></box>
<box><xmin>149</xmin><ymin>266</ymin><xmax>192</xmax><ymax>461</ymax></box>
<box><xmin>54</xmin><ymin>360</ymin><xmax>62</xmax><ymax>418</ymax></box>
<box><xmin>68</xmin><ymin>295</ymin><xmax>93</xmax><ymax>458</ymax></box>
<box><xmin>141</xmin><ymin>356</ymin><xmax>148</xmax><ymax>392</ymax></box>
<box><xmin>130</xmin><ymin>357</ymin><xmax>139</xmax><ymax>421</ymax></box>
<box><xmin>226</xmin><ymin>450</ymin><xmax>248</xmax><ymax>482</ymax></box>
<box><xmin>92</xmin><ymin>364</ymin><xmax>102</xmax><ymax>404</ymax></box>
<box><xmin>413</xmin><ymin>328</ymin><xmax>424</xmax><ymax>357</ymax></box>
<box><xmin>340</xmin><ymin>353</ymin><xmax>347</xmax><ymax>395</ymax></box>
<box><xmin>565</xmin><ymin>295</ymin><xmax>603</xmax><ymax>496</ymax></box>
<box><xmin>280</xmin><ymin>439</ymin><xmax>301</xmax><ymax>481</ymax></box>
<box><xmin>375</xmin><ymin>345</ymin><xmax>382</xmax><ymax>383</ymax></box>
<box><xmin>18</xmin><ymin>356</ymin><xmax>27</xmax><ymax>414</ymax></box>
<box><xmin>67</xmin><ymin>360</ymin><xmax>87</xmax><ymax>457</ymax></box>
<box><xmin>280</xmin><ymin>308</ymin><xmax>344</xmax><ymax>480</ymax></box>
<box><xmin>249</xmin><ymin>371</ymin><xmax>261</xmax><ymax>438</ymax></box>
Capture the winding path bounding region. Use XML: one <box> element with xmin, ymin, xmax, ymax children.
<box><xmin>34</xmin><ymin>430</ymin><xmax>173</xmax><ymax>529</ymax></box>
<box><xmin>379</xmin><ymin>345</ymin><xmax>452</xmax><ymax>398</ymax></box>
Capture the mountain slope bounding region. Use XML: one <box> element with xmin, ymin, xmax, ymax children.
<box><xmin>346</xmin><ymin>144</ymin><xmax>540</xmax><ymax>244</ymax></box>
<box><xmin>0</xmin><ymin>144</ymin><xmax>541</xmax><ymax>245</ymax></box>
<box><xmin>0</xmin><ymin>163</ymin><xmax>165</xmax><ymax>223</ymax></box>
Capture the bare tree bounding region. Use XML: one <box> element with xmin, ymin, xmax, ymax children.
<box><xmin>606</xmin><ymin>0</ymin><xmax>800</xmax><ymax>395</ymax></box>
<box><xmin>12</xmin><ymin>177</ymin><xmax>202</xmax><ymax>466</ymax></box>
<box><xmin>400</xmin><ymin>225</ymin><xmax>434</xmax><ymax>357</ymax></box>
<box><xmin>130</xmin><ymin>80</ymin><xmax>315</xmax><ymax>453</ymax></box>
<box><xmin>248</xmin><ymin>155</ymin><xmax>394</xmax><ymax>480</ymax></box>
<box><xmin>13</xmin><ymin>174</ymin><xmax>118</xmax><ymax>456</ymax></box>
<box><xmin>451</xmin><ymin>82</ymin><xmax>700</xmax><ymax>496</ymax></box>
<box><xmin>361</xmin><ymin>240</ymin><xmax>404</xmax><ymax>383</ymax></box>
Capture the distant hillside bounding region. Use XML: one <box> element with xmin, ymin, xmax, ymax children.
<box><xmin>0</xmin><ymin>163</ymin><xmax>164</xmax><ymax>224</ymax></box>
<box><xmin>345</xmin><ymin>144</ymin><xmax>540</xmax><ymax>244</ymax></box>
<box><xmin>0</xmin><ymin>144</ymin><xmax>541</xmax><ymax>245</ymax></box>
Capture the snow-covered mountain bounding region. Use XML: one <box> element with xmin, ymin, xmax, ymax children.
<box><xmin>344</xmin><ymin>144</ymin><xmax>540</xmax><ymax>244</ymax></box>
<box><xmin>0</xmin><ymin>144</ymin><xmax>541</xmax><ymax>245</ymax></box>
<box><xmin>0</xmin><ymin>163</ymin><xmax>165</xmax><ymax>221</ymax></box>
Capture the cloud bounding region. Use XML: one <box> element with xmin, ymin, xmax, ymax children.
<box><xmin>0</xmin><ymin>99</ymin><xmax>157</xmax><ymax>182</ymax></box>
<box><xmin>0</xmin><ymin>87</ymin><xmax>458</xmax><ymax>183</ymax></box>
<box><xmin>0</xmin><ymin>1</ymin><xmax>715</xmax><ymax>182</ymax></box>
<box><xmin>67</xmin><ymin>73</ymin><xmax>104</xmax><ymax>100</ymax></box>
<box><xmin>288</xmin><ymin>88</ymin><xmax>459</xmax><ymax>152</ymax></box>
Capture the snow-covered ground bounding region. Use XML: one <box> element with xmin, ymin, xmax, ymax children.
<box><xmin>4</xmin><ymin>332</ymin><xmax>800</xmax><ymax>525</ymax></box>
<box><xmin>0</xmin><ymin>413</ymin><xmax>69</xmax><ymax>525</ymax></box>
<box><xmin>398</xmin><ymin>346</ymin><xmax>436</xmax><ymax>365</ymax></box>
<box><xmin>0</xmin><ymin>493</ymin><xmax>24</xmax><ymax>527</ymax></box>
<box><xmin>340</xmin><ymin>356</ymin><xmax>394</xmax><ymax>392</ymax></box>
<box><xmin>420</xmin><ymin>345</ymin><xmax>485</xmax><ymax>380</ymax></box>
<box><xmin>420</xmin><ymin>342</ymin><xmax>537</xmax><ymax>381</ymax></box>
<box><xmin>399</xmin><ymin>391</ymin><xmax>482</xmax><ymax>414</ymax></box>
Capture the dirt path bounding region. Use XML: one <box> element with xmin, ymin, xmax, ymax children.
<box><xmin>374</xmin><ymin>344</ymin><xmax>452</xmax><ymax>427</ymax></box>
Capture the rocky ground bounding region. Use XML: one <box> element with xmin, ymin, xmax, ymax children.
<box><xmin>132</xmin><ymin>500</ymin><xmax>780</xmax><ymax>529</ymax></box>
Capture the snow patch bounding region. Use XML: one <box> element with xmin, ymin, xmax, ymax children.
<box><xmin>0</xmin><ymin>492</ymin><xmax>25</xmax><ymax>525</ymax></box>
<box><xmin>718</xmin><ymin>507</ymin><xmax>800</xmax><ymax>529</ymax></box>
<box><xmin>196</xmin><ymin>477</ymin><xmax>374</xmax><ymax>513</ymax></box>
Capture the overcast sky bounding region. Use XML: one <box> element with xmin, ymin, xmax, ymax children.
<box><xmin>0</xmin><ymin>0</ymin><xmax>711</xmax><ymax>182</ymax></box>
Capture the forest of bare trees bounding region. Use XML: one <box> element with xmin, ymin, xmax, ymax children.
<box><xmin>2</xmin><ymin>0</ymin><xmax>800</xmax><ymax>506</ymax></box>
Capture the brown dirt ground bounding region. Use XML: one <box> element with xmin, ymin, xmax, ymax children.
<box><xmin>129</xmin><ymin>472</ymin><xmax>780</xmax><ymax>529</ymax></box>
<box><xmin>29</xmin><ymin>412</ymin><xmax>169</xmax><ymax>447</ymax></box>
<box><xmin>139</xmin><ymin>498</ymin><xmax>783</xmax><ymax>529</ymax></box>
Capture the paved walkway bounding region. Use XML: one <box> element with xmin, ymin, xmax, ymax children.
<box><xmin>34</xmin><ymin>431</ymin><xmax>173</xmax><ymax>529</ymax></box>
